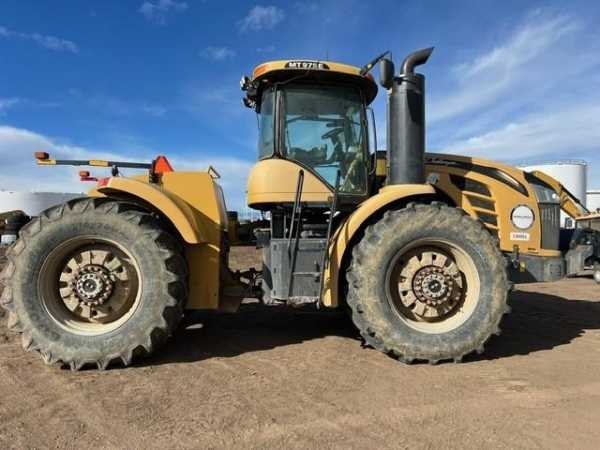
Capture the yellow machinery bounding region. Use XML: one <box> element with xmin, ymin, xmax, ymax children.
<box><xmin>571</xmin><ymin>212</ymin><xmax>600</xmax><ymax>283</ymax></box>
<box><xmin>1</xmin><ymin>48</ymin><xmax>598</xmax><ymax>370</ymax></box>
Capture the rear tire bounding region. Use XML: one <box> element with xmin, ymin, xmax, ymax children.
<box><xmin>346</xmin><ymin>203</ymin><xmax>509</xmax><ymax>363</ymax></box>
<box><xmin>0</xmin><ymin>198</ymin><xmax>188</xmax><ymax>370</ymax></box>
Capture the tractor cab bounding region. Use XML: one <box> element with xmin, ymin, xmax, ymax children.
<box><xmin>242</xmin><ymin>60</ymin><xmax>379</xmax><ymax>211</ymax></box>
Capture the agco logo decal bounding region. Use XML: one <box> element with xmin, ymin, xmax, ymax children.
<box><xmin>510</xmin><ymin>204</ymin><xmax>535</xmax><ymax>230</ymax></box>
<box><xmin>285</xmin><ymin>61</ymin><xmax>330</xmax><ymax>70</ymax></box>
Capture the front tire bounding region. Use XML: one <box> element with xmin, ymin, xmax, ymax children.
<box><xmin>346</xmin><ymin>203</ymin><xmax>509</xmax><ymax>363</ymax></box>
<box><xmin>0</xmin><ymin>198</ymin><xmax>188</xmax><ymax>370</ymax></box>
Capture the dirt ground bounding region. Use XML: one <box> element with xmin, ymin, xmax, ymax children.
<box><xmin>1</xmin><ymin>246</ymin><xmax>600</xmax><ymax>450</ymax></box>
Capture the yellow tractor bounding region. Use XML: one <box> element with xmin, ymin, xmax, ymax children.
<box><xmin>0</xmin><ymin>48</ymin><xmax>595</xmax><ymax>369</ymax></box>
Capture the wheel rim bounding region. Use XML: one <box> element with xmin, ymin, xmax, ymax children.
<box><xmin>38</xmin><ymin>236</ymin><xmax>141</xmax><ymax>336</ymax></box>
<box><xmin>386</xmin><ymin>239</ymin><xmax>481</xmax><ymax>334</ymax></box>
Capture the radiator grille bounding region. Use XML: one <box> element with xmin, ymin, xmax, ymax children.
<box><xmin>540</xmin><ymin>203</ymin><xmax>560</xmax><ymax>250</ymax></box>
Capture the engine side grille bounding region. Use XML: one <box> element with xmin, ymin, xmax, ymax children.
<box><xmin>450</xmin><ymin>175</ymin><xmax>499</xmax><ymax>236</ymax></box>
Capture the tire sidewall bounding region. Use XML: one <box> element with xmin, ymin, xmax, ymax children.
<box><xmin>355</xmin><ymin>207</ymin><xmax>507</xmax><ymax>360</ymax></box>
<box><xmin>11</xmin><ymin>206</ymin><xmax>179</xmax><ymax>361</ymax></box>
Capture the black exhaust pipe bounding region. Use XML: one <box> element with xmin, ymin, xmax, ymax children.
<box><xmin>386</xmin><ymin>47</ymin><xmax>434</xmax><ymax>185</ymax></box>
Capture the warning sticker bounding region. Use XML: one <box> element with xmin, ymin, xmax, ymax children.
<box><xmin>510</xmin><ymin>232</ymin><xmax>530</xmax><ymax>241</ymax></box>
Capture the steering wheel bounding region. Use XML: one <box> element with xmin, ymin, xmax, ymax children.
<box><xmin>321</xmin><ymin>127</ymin><xmax>344</xmax><ymax>140</ymax></box>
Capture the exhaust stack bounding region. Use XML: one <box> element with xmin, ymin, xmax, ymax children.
<box><xmin>385</xmin><ymin>47</ymin><xmax>434</xmax><ymax>185</ymax></box>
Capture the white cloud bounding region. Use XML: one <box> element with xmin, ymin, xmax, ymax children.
<box><xmin>0</xmin><ymin>98</ymin><xmax>62</xmax><ymax>117</ymax></box>
<box><xmin>454</xmin><ymin>14</ymin><xmax>577</xmax><ymax>79</ymax></box>
<box><xmin>30</xmin><ymin>33</ymin><xmax>78</xmax><ymax>53</ymax></box>
<box><xmin>0</xmin><ymin>98</ymin><xmax>20</xmax><ymax>114</ymax></box>
<box><xmin>440</xmin><ymin>102</ymin><xmax>600</xmax><ymax>166</ymax></box>
<box><xmin>0</xmin><ymin>126</ymin><xmax>128</xmax><ymax>193</ymax></box>
<box><xmin>238</xmin><ymin>5</ymin><xmax>285</xmax><ymax>33</ymax></box>
<box><xmin>0</xmin><ymin>125</ymin><xmax>254</xmax><ymax>211</ymax></box>
<box><xmin>139</xmin><ymin>0</ymin><xmax>187</xmax><ymax>25</ymax></box>
<box><xmin>430</xmin><ymin>11</ymin><xmax>582</xmax><ymax>124</ymax></box>
<box><xmin>0</xmin><ymin>26</ymin><xmax>78</xmax><ymax>53</ymax></box>
<box><xmin>423</xmin><ymin>7</ymin><xmax>600</xmax><ymax>190</ymax></box>
<box><xmin>200</xmin><ymin>46</ymin><xmax>235</xmax><ymax>62</ymax></box>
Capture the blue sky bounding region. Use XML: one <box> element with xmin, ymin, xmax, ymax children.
<box><xmin>1</xmin><ymin>0</ymin><xmax>599</xmax><ymax>211</ymax></box>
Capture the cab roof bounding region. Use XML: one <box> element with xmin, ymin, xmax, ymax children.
<box><xmin>251</xmin><ymin>59</ymin><xmax>379</xmax><ymax>105</ymax></box>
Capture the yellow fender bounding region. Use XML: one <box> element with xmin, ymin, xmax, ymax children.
<box><xmin>89</xmin><ymin>176</ymin><xmax>211</xmax><ymax>244</ymax></box>
<box><xmin>323</xmin><ymin>184</ymin><xmax>437</xmax><ymax>307</ymax></box>
<box><xmin>89</xmin><ymin>173</ymin><xmax>229</xmax><ymax>310</ymax></box>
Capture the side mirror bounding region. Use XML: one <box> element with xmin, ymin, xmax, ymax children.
<box><xmin>379</xmin><ymin>59</ymin><xmax>395</xmax><ymax>89</ymax></box>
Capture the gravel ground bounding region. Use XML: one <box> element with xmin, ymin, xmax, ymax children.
<box><xmin>1</xmin><ymin>246</ymin><xmax>600</xmax><ymax>449</ymax></box>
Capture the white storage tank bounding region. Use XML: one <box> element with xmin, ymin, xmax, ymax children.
<box><xmin>588</xmin><ymin>190</ymin><xmax>600</xmax><ymax>213</ymax></box>
<box><xmin>0</xmin><ymin>190</ymin><xmax>83</xmax><ymax>216</ymax></box>
<box><xmin>518</xmin><ymin>160</ymin><xmax>587</xmax><ymax>228</ymax></box>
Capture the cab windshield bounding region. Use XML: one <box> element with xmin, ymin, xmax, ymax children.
<box><xmin>281</xmin><ymin>83</ymin><xmax>367</xmax><ymax>194</ymax></box>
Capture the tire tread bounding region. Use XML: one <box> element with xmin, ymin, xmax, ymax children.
<box><xmin>346</xmin><ymin>203</ymin><xmax>509</xmax><ymax>364</ymax></box>
<box><xmin>0</xmin><ymin>198</ymin><xmax>188</xmax><ymax>370</ymax></box>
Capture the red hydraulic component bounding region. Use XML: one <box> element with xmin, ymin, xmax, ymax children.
<box><xmin>79</xmin><ymin>170</ymin><xmax>99</xmax><ymax>182</ymax></box>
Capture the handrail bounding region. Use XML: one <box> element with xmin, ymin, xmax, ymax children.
<box><xmin>318</xmin><ymin>169</ymin><xmax>341</xmax><ymax>305</ymax></box>
<box><xmin>287</xmin><ymin>170</ymin><xmax>304</xmax><ymax>297</ymax></box>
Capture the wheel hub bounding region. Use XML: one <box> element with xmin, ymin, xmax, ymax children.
<box><xmin>71</xmin><ymin>265</ymin><xmax>115</xmax><ymax>306</ymax></box>
<box><xmin>394</xmin><ymin>248</ymin><xmax>465</xmax><ymax>321</ymax></box>
<box><xmin>56</xmin><ymin>247</ymin><xmax>136</xmax><ymax>322</ymax></box>
<box><xmin>413</xmin><ymin>266</ymin><xmax>454</xmax><ymax>307</ymax></box>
